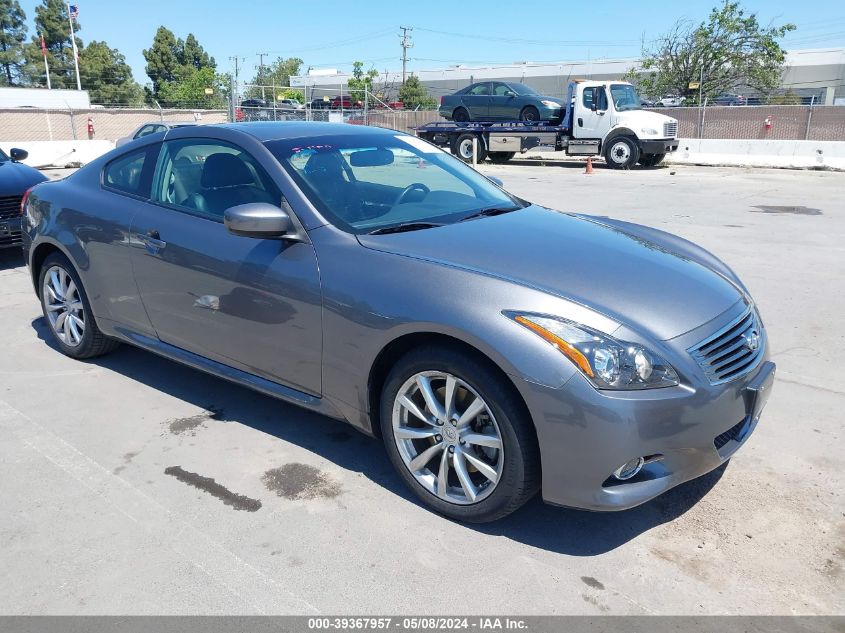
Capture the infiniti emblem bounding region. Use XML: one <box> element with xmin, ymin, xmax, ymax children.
<box><xmin>744</xmin><ymin>330</ymin><xmax>760</xmax><ymax>352</ymax></box>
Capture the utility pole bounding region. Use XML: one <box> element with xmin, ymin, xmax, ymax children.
<box><xmin>256</xmin><ymin>52</ymin><xmax>268</xmax><ymax>100</ymax></box>
<box><xmin>229</xmin><ymin>56</ymin><xmax>242</xmax><ymax>120</ymax></box>
<box><xmin>399</xmin><ymin>26</ymin><xmax>413</xmax><ymax>84</ymax></box>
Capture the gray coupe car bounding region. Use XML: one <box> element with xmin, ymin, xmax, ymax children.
<box><xmin>439</xmin><ymin>81</ymin><xmax>564</xmax><ymax>122</ymax></box>
<box><xmin>21</xmin><ymin>122</ymin><xmax>774</xmax><ymax>522</ymax></box>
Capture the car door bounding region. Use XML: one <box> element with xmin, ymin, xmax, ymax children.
<box><xmin>461</xmin><ymin>82</ymin><xmax>492</xmax><ymax>119</ymax></box>
<box><xmin>575</xmin><ymin>84</ymin><xmax>612</xmax><ymax>139</ymax></box>
<box><xmin>128</xmin><ymin>137</ymin><xmax>323</xmax><ymax>395</ymax></box>
<box><xmin>489</xmin><ymin>82</ymin><xmax>518</xmax><ymax>119</ymax></box>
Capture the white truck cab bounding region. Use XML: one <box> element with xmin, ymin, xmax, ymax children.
<box><xmin>570</xmin><ymin>80</ymin><xmax>679</xmax><ymax>168</ymax></box>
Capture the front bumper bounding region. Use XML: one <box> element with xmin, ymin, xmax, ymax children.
<box><xmin>640</xmin><ymin>138</ymin><xmax>679</xmax><ymax>154</ymax></box>
<box><xmin>0</xmin><ymin>216</ymin><xmax>22</xmax><ymax>249</ymax></box>
<box><xmin>538</xmin><ymin>106</ymin><xmax>563</xmax><ymax>122</ymax></box>
<box><xmin>522</xmin><ymin>325</ymin><xmax>774</xmax><ymax>511</ymax></box>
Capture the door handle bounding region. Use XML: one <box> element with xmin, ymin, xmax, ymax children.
<box><xmin>140</xmin><ymin>229</ymin><xmax>166</xmax><ymax>252</ymax></box>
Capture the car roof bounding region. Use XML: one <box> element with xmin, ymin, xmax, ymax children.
<box><xmin>218</xmin><ymin>121</ymin><xmax>403</xmax><ymax>142</ymax></box>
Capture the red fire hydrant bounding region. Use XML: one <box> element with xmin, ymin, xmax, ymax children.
<box><xmin>87</xmin><ymin>117</ymin><xmax>95</xmax><ymax>140</ymax></box>
<box><xmin>764</xmin><ymin>115</ymin><xmax>773</xmax><ymax>132</ymax></box>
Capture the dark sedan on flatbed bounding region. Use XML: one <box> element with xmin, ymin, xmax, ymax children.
<box><xmin>439</xmin><ymin>81</ymin><xmax>564</xmax><ymax>122</ymax></box>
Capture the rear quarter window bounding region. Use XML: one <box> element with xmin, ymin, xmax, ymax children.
<box><xmin>103</xmin><ymin>145</ymin><xmax>157</xmax><ymax>197</ymax></box>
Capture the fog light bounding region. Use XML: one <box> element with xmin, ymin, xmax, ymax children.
<box><xmin>612</xmin><ymin>457</ymin><xmax>645</xmax><ymax>481</ymax></box>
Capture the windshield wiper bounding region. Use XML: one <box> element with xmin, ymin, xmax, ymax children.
<box><xmin>368</xmin><ymin>221</ymin><xmax>444</xmax><ymax>235</ymax></box>
<box><xmin>459</xmin><ymin>205</ymin><xmax>521</xmax><ymax>222</ymax></box>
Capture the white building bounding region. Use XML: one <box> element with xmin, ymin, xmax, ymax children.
<box><xmin>291</xmin><ymin>48</ymin><xmax>845</xmax><ymax>105</ymax></box>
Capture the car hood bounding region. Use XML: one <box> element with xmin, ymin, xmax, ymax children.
<box><xmin>357</xmin><ymin>206</ymin><xmax>742</xmax><ymax>340</ymax></box>
<box><xmin>0</xmin><ymin>160</ymin><xmax>48</xmax><ymax>197</ymax></box>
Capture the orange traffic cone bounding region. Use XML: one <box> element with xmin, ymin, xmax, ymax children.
<box><xmin>585</xmin><ymin>156</ymin><xmax>594</xmax><ymax>174</ymax></box>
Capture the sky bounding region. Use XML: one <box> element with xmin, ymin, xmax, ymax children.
<box><xmin>16</xmin><ymin>0</ymin><xmax>845</xmax><ymax>87</ymax></box>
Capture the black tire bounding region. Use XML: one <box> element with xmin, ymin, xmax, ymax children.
<box><xmin>452</xmin><ymin>107</ymin><xmax>470</xmax><ymax>123</ymax></box>
<box><xmin>379</xmin><ymin>345</ymin><xmax>540</xmax><ymax>523</ymax></box>
<box><xmin>603</xmin><ymin>136</ymin><xmax>640</xmax><ymax>170</ymax></box>
<box><xmin>38</xmin><ymin>252</ymin><xmax>120</xmax><ymax>360</ymax></box>
<box><xmin>488</xmin><ymin>152</ymin><xmax>515</xmax><ymax>163</ymax></box>
<box><xmin>639</xmin><ymin>153</ymin><xmax>666</xmax><ymax>168</ymax></box>
<box><xmin>519</xmin><ymin>106</ymin><xmax>540</xmax><ymax>122</ymax></box>
<box><xmin>452</xmin><ymin>133</ymin><xmax>487</xmax><ymax>163</ymax></box>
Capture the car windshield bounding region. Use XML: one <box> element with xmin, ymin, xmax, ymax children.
<box><xmin>266</xmin><ymin>133</ymin><xmax>522</xmax><ymax>234</ymax></box>
<box><xmin>610</xmin><ymin>84</ymin><xmax>643</xmax><ymax>111</ymax></box>
<box><xmin>511</xmin><ymin>84</ymin><xmax>538</xmax><ymax>95</ymax></box>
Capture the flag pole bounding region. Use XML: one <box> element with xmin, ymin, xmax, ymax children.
<box><xmin>41</xmin><ymin>33</ymin><xmax>51</xmax><ymax>90</ymax></box>
<box><xmin>66</xmin><ymin>2</ymin><xmax>81</xmax><ymax>91</ymax></box>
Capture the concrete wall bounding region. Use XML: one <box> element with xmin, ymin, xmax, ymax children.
<box><xmin>0</xmin><ymin>140</ymin><xmax>114</xmax><ymax>168</ymax></box>
<box><xmin>667</xmin><ymin>139</ymin><xmax>845</xmax><ymax>170</ymax></box>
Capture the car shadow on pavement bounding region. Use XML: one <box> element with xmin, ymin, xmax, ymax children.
<box><xmin>32</xmin><ymin>315</ymin><xmax>726</xmax><ymax>556</ymax></box>
<box><xmin>0</xmin><ymin>249</ymin><xmax>24</xmax><ymax>271</ymax></box>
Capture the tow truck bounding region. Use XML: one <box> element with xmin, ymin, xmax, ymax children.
<box><xmin>415</xmin><ymin>80</ymin><xmax>679</xmax><ymax>169</ymax></box>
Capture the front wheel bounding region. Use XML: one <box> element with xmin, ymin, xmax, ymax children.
<box><xmin>519</xmin><ymin>106</ymin><xmax>540</xmax><ymax>122</ymax></box>
<box><xmin>639</xmin><ymin>153</ymin><xmax>666</xmax><ymax>168</ymax></box>
<box><xmin>380</xmin><ymin>346</ymin><xmax>540</xmax><ymax>523</ymax></box>
<box><xmin>604</xmin><ymin>136</ymin><xmax>640</xmax><ymax>170</ymax></box>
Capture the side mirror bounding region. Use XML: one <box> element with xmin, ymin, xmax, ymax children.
<box><xmin>10</xmin><ymin>148</ymin><xmax>28</xmax><ymax>162</ymax></box>
<box><xmin>488</xmin><ymin>176</ymin><xmax>504</xmax><ymax>187</ymax></box>
<box><xmin>504</xmin><ymin>91</ymin><xmax>516</xmax><ymax>97</ymax></box>
<box><xmin>224</xmin><ymin>203</ymin><xmax>295</xmax><ymax>239</ymax></box>
<box><xmin>590</xmin><ymin>102</ymin><xmax>598</xmax><ymax>112</ymax></box>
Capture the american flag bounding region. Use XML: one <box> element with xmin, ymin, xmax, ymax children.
<box><xmin>69</xmin><ymin>4</ymin><xmax>79</xmax><ymax>20</ymax></box>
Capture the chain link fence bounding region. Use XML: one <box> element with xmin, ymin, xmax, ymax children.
<box><xmin>0</xmin><ymin>107</ymin><xmax>229</xmax><ymax>142</ymax></box>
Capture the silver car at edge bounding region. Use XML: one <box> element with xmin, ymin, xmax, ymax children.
<box><xmin>21</xmin><ymin>122</ymin><xmax>775</xmax><ymax>523</ymax></box>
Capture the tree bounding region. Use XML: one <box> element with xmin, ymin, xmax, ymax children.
<box><xmin>177</xmin><ymin>33</ymin><xmax>215</xmax><ymax>71</ymax></box>
<box><xmin>158</xmin><ymin>65</ymin><xmax>227</xmax><ymax>108</ymax></box>
<box><xmin>143</xmin><ymin>26</ymin><xmax>180</xmax><ymax>100</ymax></box>
<box><xmin>79</xmin><ymin>40</ymin><xmax>143</xmax><ymax>105</ymax></box>
<box><xmin>246</xmin><ymin>56</ymin><xmax>302</xmax><ymax>98</ymax></box>
<box><xmin>628</xmin><ymin>1</ymin><xmax>796</xmax><ymax>104</ymax></box>
<box><xmin>20</xmin><ymin>0</ymin><xmax>82</xmax><ymax>89</ymax></box>
<box><xmin>0</xmin><ymin>0</ymin><xmax>27</xmax><ymax>86</ymax></box>
<box><xmin>398</xmin><ymin>75</ymin><xmax>436</xmax><ymax>109</ymax></box>
<box><xmin>347</xmin><ymin>61</ymin><xmax>378</xmax><ymax>101</ymax></box>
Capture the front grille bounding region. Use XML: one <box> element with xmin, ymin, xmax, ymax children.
<box><xmin>714</xmin><ymin>418</ymin><xmax>749</xmax><ymax>450</ymax></box>
<box><xmin>0</xmin><ymin>195</ymin><xmax>22</xmax><ymax>221</ymax></box>
<box><xmin>663</xmin><ymin>121</ymin><xmax>678</xmax><ymax>138</ymax></box>
<box><xmin>688</xmin><ymin>306</ymin><xmax>765</xmax><ymax>385</ymax></box>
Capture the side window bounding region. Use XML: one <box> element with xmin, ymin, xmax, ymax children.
<box><xmin>103</xmin><ymin>147</ymin><xmax>154</xmax><ymax>196</ymax></box>
<box><xmin>582</xmin><ymin>88</ymin><xmax>594</xmax><ymax>110</ymax></box>
<box><xmin>134</xmin><ymin>125</ymin><xmax>154</xmax><ymax>139</ymax></box>
<box><xmin>468</xmin><ymin>83</ymin><xmax>491</xmax><ymax>96</ymax></box>
<box><xmin>492</xmin><ymin>83</ymin><xmax>511</xmax><ymax>96</ymax></box>
<box><xmin>152</xmin><ymin>139</ymin><xmax>281</xmax><ymax>221</ymax></box>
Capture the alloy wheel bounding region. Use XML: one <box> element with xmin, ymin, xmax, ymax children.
<box><xmin>43</xmin><ymin>265</ymin><xmax>85</xmax><ymax>347</ymax></box>
<box><xmin>391</xmin><ymin>371</ymin><xmax>504</xmax><ymax>505</ymax></box>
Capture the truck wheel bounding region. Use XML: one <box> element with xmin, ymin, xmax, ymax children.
<box><xmin>639</xmin><ymin>153</ymin><xmax>666</xmax><ymax>168</ymax></box>
<box><xmin>453</xmin><ymin>133</ymin><xmax>487</xmax><ymax>163</ymax></box>
<box><xmin>604</xmin><ymin>136</ymin><xmax>639</xmax><ymax>170</ymax></box>
<box><xmin>488</xmin><ymin>152</ymin><xmax>515</xmax><ymax>163</ymax></box>
<box><xmin>453</xmin><ymin>107</ymin><xmax>470</xmax><ymax>123</ymax></box>
<box><xmin>519</xmin><ymin>106</ymin><xmax>539</xmax><ymax>122</ymax></box>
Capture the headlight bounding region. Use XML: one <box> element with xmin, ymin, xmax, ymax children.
<box><xmin>540</xmin><ymin>100</ymin><xmax>561</xmax><ymax>108</ymax></box>
<box><xmin>641</xmin><ymin>127</ymin><xmax>659</xmax><ymax>135</ymax></box>
<box><xmin>509</xmin><ymin>313</ymin><xmax>679</xmax><ymax>390</ymax></box>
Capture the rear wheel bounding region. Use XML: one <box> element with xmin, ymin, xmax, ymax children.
<box><xmin>519</xmin><ymin>106</ymin><xmax>540</xmax><ymax>122</ymax></box>
<box><xmin>452</xmin><ymin>133</ymin><xmax>487</xmax><ymax>163</ymax></box>
<box><xmin>380</xmin><ymin>346</ymin><xmax>540</xmax><ymax>523</ymax></box>
<box><xmin>38</xmin><ymin>253</ymin><xmax>119</xmax><ymax>359</ymax></box>
<box><xmin>452</xmin><ymin>107</ymin><xmax>470</xmax><ymax>123</ymax></box>
<box><xmin>639</xmin><ymin>153</ymin><xmax>666</xmax><ymax>168</ymax></box>
<box><xmin>604</xmin><ymin>136</ymin><xmax>640</xmax><ymax>170</ymax></box>
<box><xmin>488</xmin><ymin>152</ymin><xmax>515</xmax><ymax>163</ymax></box>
